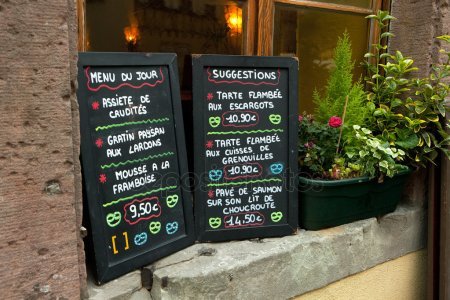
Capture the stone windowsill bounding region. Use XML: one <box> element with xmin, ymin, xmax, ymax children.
<box><xmin>86</xmin><ymin>204</ymin><xmax>426</xmax><ymax>300</ymax></box>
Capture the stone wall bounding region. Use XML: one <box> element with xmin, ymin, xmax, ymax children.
<box><xmin>389</xmin><ymin>0</ymin><xmax>450</xmax><ymax>204</ymax></box>
<box><xmin>390</xmin><ymin>0</ymin><xmax>450</xmax><ymax>69</ymax></box>
<box><xmin>0</xmin><ymin>0</ymin><xmax>84</xmax><ymax>298</ymax></box>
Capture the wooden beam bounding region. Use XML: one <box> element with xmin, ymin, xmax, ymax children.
<box><xmin>275</xmin><ymin>0</ymin><xmax>372</xmax><ymax>15</ymax></box>
<box><xmin>77</xmin><ymin>0</ymin><xmax>86</xmax><ymax>51</ymax></box>
<box><xmin>245</xmin><ymin>0</ymin><xmax>257</xmax><ymax>55</ymax></box>
<box><xmin>440</xmin><ymin>127</ymin><xmax>450</xmax><ymax>300</ymax></box>
<box><xmin>257</xmin><ymin>0</ymin><xmax>274</xmax><ymax>56</ymax></box>
<box><xmin>428</xmin><ymin>165</ymin><xmax>439</xmax><ymax>300</ymax></box>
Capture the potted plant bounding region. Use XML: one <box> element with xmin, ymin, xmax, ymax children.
<box><xmin>298</xmin><ymin>11</ymin><xmax>450</xmax><ymax>230</ymax></box>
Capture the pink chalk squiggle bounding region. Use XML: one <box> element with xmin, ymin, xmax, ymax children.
<box><xmin>85</xmin><ymin>66</ymin><xmax>165</xmax><ymax>91</ymax></box>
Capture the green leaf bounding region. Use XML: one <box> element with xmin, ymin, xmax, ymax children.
<box><xmin>437</xmin><ymin>103</ymin><xmax>446</xmax><ymax>117</ymax></box>
<box><xmin>397</xmin><ymin>78</ymin><xmax>409</xmax><ymax>85</ymax></box>
<box><xmin>367</xmin><ymin>102</ymin><xmax>376</xmax><ymax>111</ymax></box>
<box><xmin>374</xmin><ymin>109</ymin><xmax>384</xmax><ymax>116</ymax></box>
<box><xmin>415</xmin><ymin>105</ymin><xmax>427</xmax><ymax>114</ymax></box>
<box><xmin>428</xmin><ymin>150</ymin><xmax>439</xmax><ymax>162</ymax></box>
<box><xmin>380</xmin><ymin>104</ymin><xmax>391</xmax><ymax>112</ymax></box>
<box><xmin>362</xmin><ymin>128</ymin><xmax>372</xmax><ymax>135</ymax></box>
<box><xmin>406</xmin><ymin>67</ymin><xmax>419</xmax><ymax>72</ymax></box>
<box><xmin>381</xmin><ymin>32</ymin><xmax>395</xmax><ymax>39</ymax></box>
<box><xmin>421</xmin><ymin>132</ymin><xmax>431</xmax><ymax>147</ymax></box>
<box><xmin>382</xmin><ymin>15</ymin><xmax>397</xmax><ymax>22</ymax></box>
<box><xmin>395</xmin><ymin>51</ymin><xmax>404</xmax><ymax>61</ymax></box>
<box><xmin>425</xmin><ymin>114</ymin><xmax>439</xmax><ymax>122</ymax></box>
<box><xmin>391</xmin><ymin>98</ymin><xmax>403</xmax><ymax>108</ymax></box>
<box><xmin>395</xmin><ymin>134</ymin><xmax>419</xmax><ymax>149</ymax></box>
<box><xmin>438</xmin><ymin>135</ymin><xmax>450</xmax><ymax>146</ymax></box>
<box><xmin>403</xmin><ymin>59</ymin><xmax>414</xmax><ymax>67</ymax></box>
<box><xmin>437</xmin><ymin>35</ymin><xmax>450</xmax><ymax>43</ymax></box>
<box><xmin>423</xmin><ymin>146</ymin><xmax>433</xmax><ymax>153</ymax></box>
<box><xmin>441</xmin><ymin>148</ymin><xmax>450</xmax><ymax>160</ymax></box>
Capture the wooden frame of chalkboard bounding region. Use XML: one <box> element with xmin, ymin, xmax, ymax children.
<box><xmin>77</xmin><ymin>52</ymin><xmax>195</xmax><ymax>284</ymax></box>
<box><xmin>192</xmin><ymin>55</ymin><xmax>298</xmax><ymax>242</ymax></box>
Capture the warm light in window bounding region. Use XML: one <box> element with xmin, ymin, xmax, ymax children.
<box><xmin>124</xmin><ymin>15</ymin><xmax>140</xmax><ymax>51</ymax></box>
<box><xmin>124</xmin><ymin>25</ymin><xmax>139</xmax><ymax>45</ymax></box>
<box><xmin>225</xmin><ymin>6</ymin><xmax>242</xmax><ymax>36</ymax></box>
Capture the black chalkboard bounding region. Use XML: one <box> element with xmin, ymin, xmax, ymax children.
<box><xmin>77</xmin><ymin>53</ymin><xmax>195</xmax><ymax>284</ymax></box>
<box><xmin>192</xmin><ymin>55</ymin><xmax>298</xmax><ymax>242</ymax></box>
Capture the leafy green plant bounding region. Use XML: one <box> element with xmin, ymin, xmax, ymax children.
<box><xmin>299</xmin><ymin>11</ymin><xmax>449</xmax><ymax>181</ymax></box>
<box><xmin>314</xmin><ymin>31</ymin><xmax>368</xmax><ymax>128</ymax></box>
<box><xmin>298</xmin><ymin>114</ymin><xmax>362</xmax><ymax>179</ymax></box>
<box><xmin>345</xmin><ymin>125</ymin><xmax>407</xmax><ymax>179</ymax></box>
<box><xmin>363</xmin><ymin>11</ymin><xmax>450</xmax><ymax>167</ymax></box>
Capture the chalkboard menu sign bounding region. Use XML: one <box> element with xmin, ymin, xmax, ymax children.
<box><xmin>77</xmin><ymin>53</ymin><xmax>195</xmax><ymax>283</ymax></box>
<box><xmin>192</xmin><ymin>55</ymin><xmax>298</xmax><ymax>242</ymax></box>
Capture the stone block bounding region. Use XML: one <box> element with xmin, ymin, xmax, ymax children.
<box><xmin>130</xmin><ymin>288</ymin><xmax>152</xmax><ymax>300</ymax></box>
<box><xmin>87</xmin><ymin>270</ymin><xmax>142</xmax><ymax>300</ymax></box>
<box><xmin>149</xmin><ymin>205</ymin><xmax>426</xmax><ymax>300</ymax></box>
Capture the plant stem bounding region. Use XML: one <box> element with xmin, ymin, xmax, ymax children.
<box><xmin>336</xmin><ymin>95</ymin><xmax>349</xmax><ymax>155</ymax></box>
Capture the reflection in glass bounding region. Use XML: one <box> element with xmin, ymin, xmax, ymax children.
<box><xmin>274</xmin><ymin>6</ymin><xmax>369</xmax><ymax>113</ymax></box>
<box><xmin>86</xmin><ymin>0</ymin><xmax>245</xmax><ymax>87</ymax></box>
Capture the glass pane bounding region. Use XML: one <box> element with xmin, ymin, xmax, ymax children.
<box><xmin>274</xmin><ymin>6</ymin><xmax>369</xmax><ymax>113</ymax></box>
<box><xmin>86</xmin><ymin>0</ymin><xmax>246</xmax><ymax>87</ymax></box>
<box><xmin>301</xmin><ymin>0</ymin><xmax>371</xmax><ymax>9</ymax></box>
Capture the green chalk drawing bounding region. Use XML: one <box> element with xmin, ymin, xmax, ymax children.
<box><xmin>95</xmin><ymin>117</ymin><xmax>170</xmax><ymax>131</ymax></box>
<box><xmin>103</xmin><ymin>185</ymin><xmax>177</xmax><ymax>207</ymax></box>
<box><xmin>207</xmin><ymin>178</ymin><xmax>282</xmax><ymax>187</ymax></box>
<box><xmin>100</xmin><ymin>152</ymin><xmax>174</xmax><ymax>169</ymax></box>
<box><xmin>207</xmin><ymin>129</ymin><xmax>284</xmax><ymax>135</ymax></box>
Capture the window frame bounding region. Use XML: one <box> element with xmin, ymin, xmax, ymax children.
<box><xmin>256</xmin><ymin>0</ymin><xmax>390</xmax><ymax>56</ymax></box>
<box><xmin>77</xmin><ymin>0</ymin><xmax>257</xmax><ymax>55</ymax></box>
<box><xmin>77</xmin><ymin>0</ymin><xmax>390</xmax><ymax>56</ymax></box>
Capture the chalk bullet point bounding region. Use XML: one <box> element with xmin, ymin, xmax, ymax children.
<box><xmin>92</xmin><ymin>101</ymin><xmax>100</xmax><ymax>110</ymax></box>
<box><xmin>95</xmin><ymin>138</ymin><xmax>103</xmax><ymax>148</ymax></box>
<box><xmin>99</xmin><ymin>174</ymin><xmax>107</xmax><ymax>183</ymax></box>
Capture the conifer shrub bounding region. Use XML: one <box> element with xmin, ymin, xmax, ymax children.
<box><xmin>313</xmin><ymin>31</ymin><xmax>368</xmax><ymax>128</ymax></box>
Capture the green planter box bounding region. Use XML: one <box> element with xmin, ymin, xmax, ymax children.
<box><xmin>298</xmin><ymin>169</ymin><xmax>411</xmax><ymax>230</ymax></box>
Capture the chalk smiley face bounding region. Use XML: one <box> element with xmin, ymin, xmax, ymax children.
<box><xmin>209</xmin><ymin>116</ymin><xmax>221</xmax><ymax>128</ymax></box>
<box><xmin>134</xmin><ymin>232</ymin><xmax>148</xmax><ymax>246</ymax></box>
<box><xmin>166</xmin><ymin>194</ymin><xmax>179</xmax><ymax>208</ymax></box>
<box><xmin>270</xmin><ymin>163</ymin><xmax>284</xmax><ymax>175</ymax></box>
<box><xmin>106</xmin><ymin>211</ymin><xmax>122</xmax><ymax>227</ymax></box>
<box><xmin>269</xmin><ymin>114</ymin><xmax>282</xmax><ymax>125</ymax></box>
<box><xmin>209</xmin><ymin>217</ymin><xmax>222</xmax><ymax>229</ymax></box>
<box><xmin>209</xmin><ymin>169</ymin><xmax>223</xmax><ymax>181</ymax></box>
<box><xmin>271</xmin><ymin>211</ymin><xmax>283</xmax><ymax>223</ymax></box>
<box><xmin>166</xmin><ymin>222</ymin><xmax>179</xmax><ymax>235</ymax></box>
<box><xmin>149</xmin><ymin>221</ymin><xmax>162</xmax><ymax>234</ymax></box>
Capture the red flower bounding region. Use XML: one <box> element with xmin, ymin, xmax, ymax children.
<box><xmin>304</xmin><ymin>141</ymin><xmax>314</xmax><ymax>149</ymax></box>
<box><xmin>298</xmin><ymin>115</ymin><xmax>303</xmax><ymax>122</ymax></box>
<box><xmin>328</xmin><ymin>116</ymin><xmax>342</xmax><ymax>128</ymax></box>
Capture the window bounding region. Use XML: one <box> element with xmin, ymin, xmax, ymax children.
<box><xmin>81</xmin><ymin>0</ymin><xmax>255</xmax><ymax>92</ymax></box>
<box><xmin>79</xmin><ymin>1</ymin><xmax>387</xmax><ymax>111</ymax></box>
<box><xmin>273</xmin><ymin>5</ymin><xmax>369</xmax><ymax>112</ymax></box>
<box><xmin>256</xmin><ymin>0</ymin><xmax>388</xmax><ymax>113</ymax></box>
